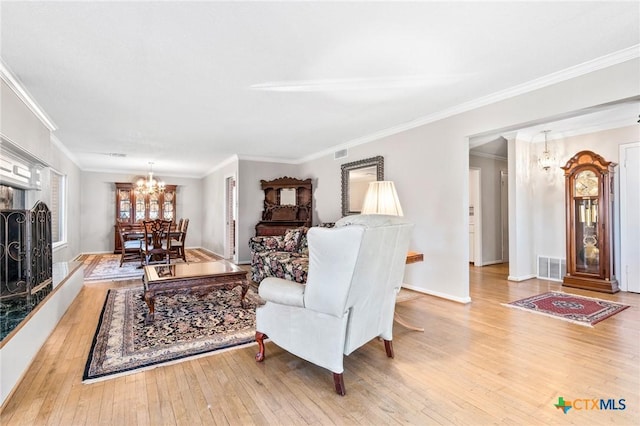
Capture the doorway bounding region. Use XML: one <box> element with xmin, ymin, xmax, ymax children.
<box><xmin>224</xmin><ymin>175</ymin><xmax>237</xmax><ymax>261</ymax></box>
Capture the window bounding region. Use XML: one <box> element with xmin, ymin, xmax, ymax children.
<box><xmin>50</xmin><ymin>169</ymin><xmax>66</xmax><ymax>247</ymax></box>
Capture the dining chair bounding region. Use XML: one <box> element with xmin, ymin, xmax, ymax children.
<box><xmin>142</xmin><ymin>219</ymin><xmax>172</xmax><ymax>265</ymax></box>
<box><xmin>169</xmin><ymin>218</ymin><xmax>189</xmax><ymax>261</ymax></box>
<box><xmin>175</xmin><ymin>218</ymin><xmax>184</xmax><ymax>236</ymax></box>
<box><xmin>117</xmin><ymin>222</ymin><xmax>144</xmax><ymax>267</ymax></box>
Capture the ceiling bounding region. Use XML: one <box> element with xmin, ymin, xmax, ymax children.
<box><xmin>1</xmin><ymin>1</ymin><xmax>639</xmax><ymax>177</ymax></box>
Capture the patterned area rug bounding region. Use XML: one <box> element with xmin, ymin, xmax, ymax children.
<box><xmin>83</xmin><ymin>286</ymin><xmax>261</xmax><ymax>383</ymax></box>
<box><xmin>78</xmin><ymin>249</ymin><xmax>221</xmax><ymax>282</ymax></box>
<box><xmin>503</xmin><ymin>292</ymin><xmax>630</xmax><ymax>327</ymax></box>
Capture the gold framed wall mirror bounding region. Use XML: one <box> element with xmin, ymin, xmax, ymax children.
<box><xmin>341</xmin><ymin>156</ymin><xmax>384</xmax><ymax>216</ymax></box>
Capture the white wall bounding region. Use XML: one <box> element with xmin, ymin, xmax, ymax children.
<box><xmin>508</xmin><ymin>136</ymin><xmax>536</xmax><ymax>280</ymax></box>
<box><xmin>530</xmin><ymin>125</ymin><xmax>639</xmax><ymax>265</ymax></box>
<box><xmin>79</xmin><ymin>171</ymin><xmax>203</xmax><ymax>253</ymax></box>
<box><xmin>300</xmin><ymin>58</ymin><xmax>639</xmax><ymax>303</ymax></box>
<box><xmin>201</xmin><ymin>158</ymin><xmax>238</xmax><ymax>257</ymax></box>
<box><xmin>0</xmin><ymin>80</ymin><xmax>51</xmax><ymax>163</ymax></box>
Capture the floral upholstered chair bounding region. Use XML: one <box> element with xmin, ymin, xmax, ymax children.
<box><xmin>249</xmin><ymin>227</ymin><xmax>309</xmax><ymax>284</ymax></box>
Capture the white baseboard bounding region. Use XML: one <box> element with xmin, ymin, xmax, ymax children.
<box><xmin>480</xmin><ymin>259</ymin><xmax>505</xmax><ymax>266</ymax></box>
<box><xmin>507</xmin><ymin>274</ymin><xmax>537</xmax><ymax>282</ymax></box>
<box><xmin>193</xmin><ymin>247</ymin><xmax>225</xmax><ymax>259</ymax></box>
<box><xmin>401</xmin><ymin>283</ymin><xmax>472</xmax><ymax>304</ymax></box>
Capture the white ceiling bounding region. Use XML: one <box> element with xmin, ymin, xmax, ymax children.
<box><xmin>1</xmin><ymin>1</ymin><xmax>639</xmax><ymax>177</ymax></box>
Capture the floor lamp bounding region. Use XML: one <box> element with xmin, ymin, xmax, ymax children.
<box><xmin>360</xmin><ymin>181</ymin><xmax>423</xmax><ymax>331</ymax></box>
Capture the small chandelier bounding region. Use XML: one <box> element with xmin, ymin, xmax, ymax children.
<box><xmin>538</xmin><ymin>130</ymin><xmax>556</xmax><ymax>171</ymax></box>
<box><xmin>136</xmin><ymin>162</ymin><xmax>165</xmax><ymax>195</ymax></box>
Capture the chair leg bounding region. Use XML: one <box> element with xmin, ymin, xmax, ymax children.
<box><xmin>333</xmin><ymin>373</ymin><xmax>346</xmax><ymax>396</ymax></box>
<box><xmin>384</xmin><ymin>339</ymin><xmax>394</xmax><ymax>358</ymax></box>
<box><xmin>255</xmin><ymin>332</ymin><xmax>267</xmax><ymax>362</ymax></box>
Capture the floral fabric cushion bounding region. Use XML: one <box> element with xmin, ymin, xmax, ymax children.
<box><xmin>282</xmin><ymin>228</ymin><xmax>303</xmax><ymax>252</ymax></box>
<box><xmin>249</xmin><ymin>227</ymin><xmax>311</xmax><ymax>284</ymax></box>
<box><xmin>248</xmin><ymin>235</ymin><xmax>285</xmax><ymax>252</ymax></box>
<box><xmin>251</xmin><ymin>251</ymin><xmax>309</xmax><ymax>284</ymax></box>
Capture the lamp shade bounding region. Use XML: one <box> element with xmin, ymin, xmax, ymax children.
<box><xmin>361</xmin><ymin>181</ymin><xmax>404</xmax><ymax>216</ymax></box>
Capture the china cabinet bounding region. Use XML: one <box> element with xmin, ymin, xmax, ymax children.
<box><xmin>255</xmin><ymin>177</ymin><xmax>312</xmax><ymax>236</ymax></box>
<box><xmin>113</xmin><ymin>182</ymin><xmax>177</xmax><ymax>252</ymax></box>
<box><xmin>561</xmin><ymin>151</ymin><xmax>618</xmax><ymax>293</ymax></box>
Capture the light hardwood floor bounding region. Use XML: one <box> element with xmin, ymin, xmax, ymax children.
<box><xmin>1</xmin><ymin>264</ymin><xmax>638</xmax><ymax>425</ymax></box>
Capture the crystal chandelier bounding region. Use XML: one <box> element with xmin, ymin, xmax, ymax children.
<box><xmin>538</xmin><ymin>130</ymin><xmax>556</xmax><ymax>171</ymax></box>
<box><xmin>136</xmin><ymin>162</ymin><xmax>165</xmax><ymax>195</ymax></box>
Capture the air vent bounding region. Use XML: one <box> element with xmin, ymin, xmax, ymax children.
<box><xmin>537</xmin><ymin>256</ymin><xmax>566</xmax><ymax>282</ymax></box>
<box><xmin>334</xmin><ymin>149</ymin><xmax>348</xmax><ymax>160</ymax></box>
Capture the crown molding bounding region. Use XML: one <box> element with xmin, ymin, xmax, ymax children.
<box><xmin>301</xmin><ymin>45</ymin><xmax>640</xmax><ymax>163</ymax></box>
<box><xmin>202</xmin><ymin>154</ymin><xmax>240</xmax><ymax>177</ymax></box>
<box><xmin>469</xmin><ymin>151</ymin><xmax>508</xmax><ymax>161</ymax></box>
<box><xmin>50</xmin><ymin>135</ymin><xmax>81</xmax><ymax>168</ymax></box>
<box><xmin>0</xmin><ymin>59</ymin><xmax>57</xmax><ymax>131</ymax></box>
<box><xmin>80</xmin><ymin>166</ymin><xmax>203</xmax><ymax>179</ymax></box>
<box><xmin>237</xmin><ymin>154</ymin><xmax>300</xmax><ymax>164</ymax></box>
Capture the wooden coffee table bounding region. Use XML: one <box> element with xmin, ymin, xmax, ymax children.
<box><xmin>142</xmin><ymin>260</ymin><xmax>249</xmax><ymax>324</ymax></box>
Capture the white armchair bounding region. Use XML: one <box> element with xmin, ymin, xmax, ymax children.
<box><xmin>255</xmin><ymin>214</ymin><xmax>413</xmax><ymax>395</ymax></box>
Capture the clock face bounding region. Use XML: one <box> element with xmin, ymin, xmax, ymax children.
<box><xmin>575</xmin><ymin>170</ymin><xmax>599</xmax><ymax>197</ymax></box>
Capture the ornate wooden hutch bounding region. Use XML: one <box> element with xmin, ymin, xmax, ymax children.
<box><xmin>561</xmin><ymin>150</ymin><xmax>618</xmax><ymax>293</ymax></box>
<box><xmin>255</xmin><ymin>177</ymin><xmax>312</xmax><ymax>236</ymax></box>
<box><xmin>113</xmin><ymin>182</ymin><xmax>177</xmax><ymax>252</ymax></box>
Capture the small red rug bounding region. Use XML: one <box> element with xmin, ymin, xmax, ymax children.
<box><xmin>503</xmin><ymin>292</ymin><xmax>630</xmax><ymax>327</ymax></box>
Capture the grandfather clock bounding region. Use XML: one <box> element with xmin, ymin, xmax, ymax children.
<box><xmin>562</xmin><ymin>150</ymin><xmax>618</xmax><ymax>293</ymax></box>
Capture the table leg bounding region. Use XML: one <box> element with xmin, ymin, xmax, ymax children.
<box><xmin>240</xmin><ymin>281</ymin><xmax>249</xmax><ymax>308</ymax></box>
<box><xmin>144</xmin><ymin>291</ymin><xmax>155</xmax><ymax>324</ymax></box>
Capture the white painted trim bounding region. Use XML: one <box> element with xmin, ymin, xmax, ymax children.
<box><xmin>469</xmin><ymin>151</ymin><xmax>507</xmax><ymax>161</ymax></box>
<box><xmin>50</xmin><ymin>135</ymin><xmax>80</xmax><ymax>168</ymax></box>
<box><xmin>80</xmin><ymin>167</ymin><xmax>203</xmax><ymax>179</ymax></box>
<box><xmin>507</xmin><ymin>274</ymin><xmax>537</xmax><ymax>282</ymax></box>
<box><xmin>194</xmin><ymin>247</ymin><xmax>226</xmax><ymax>260</ymax></box>
<box><xmin>401</xmin><ymin>283</ymin><xmax>472</xmax><ymax>304</ymax></box>
<box><xmin>237</xmin><ymin>154</ymin><xmax>299</xmax><ymax>165</ymax></box>
<box><xmin>223</xmin><ymin>173</ymin><xmax>238</xmax><ymax>263</ymax></box>
<box><xmin>0</xmin><ymin>59</ymin><xmax>57</xmax><ymax>131</ymax></box>
<box><xmin>481</xmin><ymin>260</ymin><xmax>505</xmax><ymax>266</ymax></box>
<box><xmin>618</xmin><ymin>141</ymin><xmax>640</xmax><ymax>293</ymax></box>
<box><xmin>203</xmin><ymin>154</ymin><xmax>239</xmax><ymax>177</ymax></box>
